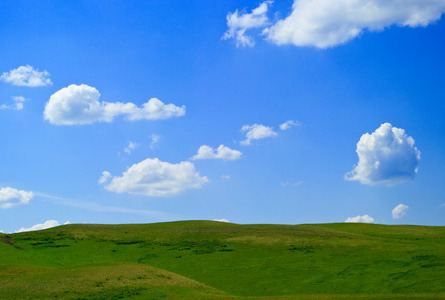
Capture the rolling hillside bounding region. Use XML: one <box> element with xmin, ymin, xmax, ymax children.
<box><xmin>1</xmin><ymin>221</ymin><xmax>444</xmax><ymax>299</ymax></box>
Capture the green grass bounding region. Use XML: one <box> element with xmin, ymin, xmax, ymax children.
<box><xmin>1</xmin><ymin>221</ymin><xmax>444</xmax><ymax>299</ymax></box>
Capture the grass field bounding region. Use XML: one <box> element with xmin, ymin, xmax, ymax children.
<box><xmin>1</xmin><ymin>221</ymin><xmax>444</xmax><ymax>299</ymax></box>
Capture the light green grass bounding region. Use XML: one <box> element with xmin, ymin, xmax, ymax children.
<box><xmin>1</xmin><ymin>221</ymin><xmax>444</xmax><ymax>299</ymax></box>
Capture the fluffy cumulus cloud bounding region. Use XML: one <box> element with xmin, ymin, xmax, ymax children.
<box><xmin>102</xmin><ymin>158</ymin><xmax>208</xmax><ymax>197</ymax></box>
<box><xmin>0</xmin><ymin>65</ymin><xmax>52</xmax><ymax>86</ymax></box>
<box><xmin>44</xmin><ymin>84</ymin><xmax>185</xmax><ymax>125</ymax></box>
<box><xmin>222</xmin><ymin>1</ymin><xmax>273</xmax><ymax>47</ymax></box>
<box><xmin>192</xmin><ymin>145</ymin><xmax>242</xmax><ymax>161</ymax></box>
<box><xmin>15</xmin><ymin>220</ymin><xmax>69</xmax><ymax>233</ymax></box>
<box><xmin>392</xmin><ymin>204</ymin><xmax>409</xmax><ymax>219</ymax></box>
<box><xmin>224</xmin><ymin>0</ymin><xmax>445</xmax><ymax>48</ymax></box>
<box><xmin>0</xmin><ymin>187</ymin><xmax>34</xmax><ymax>209</ymax></box>
<box><xmin>345</xmin><ymin>123</ymin><xmax>421</xmax><ymax>186</ymax></box>
<box><xmin>0</xmin><ymin>96</ymin><xmax>27</xmax><ymax>110</ymax></box>
<box><xmin>345</xmin><ymin>215</ymin><xmax>375</xmax><ymax>223</ymax></box>
<box><xmin>280</xmin><ymin>120</ymin><xmax>301</xmax><ymax>130</ymax></box>
<box><xmin>241</xmin><ymin>123</ymin><xmax>277</xmax><ymax>145</ymax></box>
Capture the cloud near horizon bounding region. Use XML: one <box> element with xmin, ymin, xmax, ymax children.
<box><xmin>345</xmin><ymin>215</ymin><xmax>375</xmax><ymax>223</ymax></box>
<box><xmin>345</xmin><ymin>123</ymin><xmax>421</xmax><ymax>186</ymax></box>
<box><xmin>1</xmin><ymin>65</ymin><xmax>52</xmax><ymax>86</ymax></box>
<box><xmin>101</xmin><ymin>158</ymin><xmax>208</xmax><ymax>197</ymax></box>
<box><xmin>192</xmin><ymin>145</ymin><xmax>242</xmax><ymax>161</ymax></box>
<box><xmin>225</xmin><ymin>0</ymin><xmax>445</xmax><ymax>48</ymax></box>
<box><xmin>0</xmin><ymin>187</ymin><xmax>34</xmax><ymax>209</ymax></box>
<box><xmin>15</xmin><ymin>220</ymin><xmax>70</xmax><ymax>233</ymax></box>
<box><xmin>44</xmin><ymin>84</ymin><xmax>185</xmax><ymax>125</ymax></box>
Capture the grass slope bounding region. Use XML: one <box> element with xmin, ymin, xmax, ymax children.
<box><xmin>1</xmin><ymin>221</ymin><xmax>444</xmax><ymax>299</ymax></box>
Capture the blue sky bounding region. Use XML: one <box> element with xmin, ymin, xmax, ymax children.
<box><xmin>1</xmin><ymin>0</ymin><xmax>445</xmax><ymax>232</ymax></box>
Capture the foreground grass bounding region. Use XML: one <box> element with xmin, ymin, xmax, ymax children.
<box><xmin>1</xmin><ymin>221</ymin><xmax>444</xmax><ymax>299</ymax></box>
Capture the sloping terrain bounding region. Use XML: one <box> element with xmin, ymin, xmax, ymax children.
<box><xmin>1</xmin><ymin>221</ymin><xmax>444</xmax><ymax>299</ymax></box>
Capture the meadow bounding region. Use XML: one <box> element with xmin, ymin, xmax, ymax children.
<box><xmin>1</xmin><ymin>221</ymin><xmax>444</xmax><ymax>299</ymax></box>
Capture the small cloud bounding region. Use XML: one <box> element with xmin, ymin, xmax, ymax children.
<box><xmin>98</xmin><ymin>171</ymin><xmax>112</xmax><ymax>184</ymax></box>
<box><xmin>102</xmin><ymin>158</ymin><xmax>208</xmax><ymax>197</ymax></box>
<box><xmin>392</xmin><ymin>204</ymin><xmax>409</xmax><ymax>219</ymax></box>
<box><xmin>0</xmin><ymin>187</ymin><xmax>34</xmax><ymax>209</ymax></box>
<box><xmin>124</xmin><ymin>141</ymin><xmax>138</xmax><ymax>154</ymax></box>
<box><xmin>241</xmin><ymin>123</ymin><xmax>277</xmax><ymax>145</ymax></box>
<box><xmin>0</xmin><ymin>96</ymin><xmax>28</xmax><ymax>110</ymax></box>
<box><xmin>280</xmin><ymin>120</ymin><xmax>301</xmax><ymax>130</ymax></box>
<box><xmin>44</xmin><ymin>84</ymin><xmax>185</xmax><ymax>125</ymax></box>
<box><xmin>221</xmin><ymin>175</ymin><xmax>231</xmax><ymax>180</ymax></box>
<box><xmin>15</xmin><ymin>220</ymin><xmax>65</xmax><ymax>233</ymax></box>
<box><xmin>150</xmin><ymin>134</ymin><xmax>161</xmax><ymax>149</ymax></box>
<box><xmin>345</xmin><ymin>123</ymin><xmax>421</xmax><ymax>186</ymax></box>
<box><xmin>222</xmin><ymin>1</ymin><xmax>273</xmax><ymax>47</ymax></box>
<box><xmin>192</xmin><ymin>145</ymin><xmax>242</xmax><ymax>161</ymax></box>
<box><xmin>345</xmin><ymin>215</ymin><xmax>375</xmax><ymax>223</ymax></box>
<box><xmin>280</xmin><ymin>180</ymin><xmax>304</xmax><ymax>186</ymax></box>
<box><xmin>440</xmin><ymin>203</ymin><xmax>445</xmax><ymax>207</ymax></box>
<box><xmin>64</xmin><ymin>221</ymin><xmax>71</xmax><ymax>225</ymax></box>
<box><xmin>214</xmin><ymin>219</ymin><xmax>229</xmax><ymax>223</ymax></box>
<box><xmin>1</xmin><ymin>65</ymin><xmax>52</xmax><ymax>87</ymax></box>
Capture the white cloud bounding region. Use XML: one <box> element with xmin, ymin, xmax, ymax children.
<box><xmin>15</xmin><ymin>220</ymin><xmax>67</xmax><ymax>233</ymax></box>
<box><xmin>102</xmin><ymin>158</ymin><xmax>208</xmax><ymax>197</ymax></box>
<box><xmin>1</xmin><ymin>65</ymin><xmax>52</xmax><ymax>86</ymax></box>
<box><xmin>192</xmin><ymin>145</ymin><xmax>242</xmax><ymax>161</ymax></box>
<box><xmin>241</xmin><ymin>123</ymin><xmax>277</xmax><ymax>145</ymax></box>
<box><xmin>221</xmin><ymin>175</ymin><xmax>231</xmax><ymax>180</ymax></box>
<box><xmin>441</xmin><ymin>203</ymin><xmax>445</xmax><ymax>207</ymax></box>
<box><xmin>214</xmin><ymin>219</ymin><xmax>229</xmax><ymax>223</ymax></box>
<box><xmin>392</xmin><ymin>204</ymin><xmax>409</xmax><ymax>219</ymax></box>
<box><xmin>222</xmin><ymin>1</ymin><xmax>273</xmax><ymax>47</ymax></box>
<box><xmin>345</xmin><ymin>123</ymin><xmax>421</xmax><ymax>186</ymax></box>
<box><xmin>0</xmin><ymin>187</ymin><xmax>34</xmax><ymax>209</ymax></box>
<box><xmin>124</xmin><ymin>141</ymin><xmax>138</xmax><ymax>154</ymax></box>
<box><xmin>345</xmin><ymin>215</ymin><xmax>375</xmax><ymax>223</ymax></box>
<box><xmin>0</xmin><ymin>96</ymin><xmax>28</xmax><ymax>110</ymax></box>
<box><xmin>98</xmin><ymin>171</ymin><xmax>112</xmax><ymax>184</ymax></box>
<box><xmin>280</xmin><ymin>180</ymin><xmax>304</xmax><ymax>186</ymax></box>
<box><xmin>264</xmin><ymin>0</ymin><xmax>445</xmax><ymax>48</ymax></box>
<box><xmin>150</xmin><ymin>134</ymin><xmax>161</xmax><ymax>149</ymax></box>
<box><xmin>43</xmin><ymin>84</ymin><xmax>185</xmax><ymax>125</ymax></box>
<box><xmin>280</xmin><ymin>120</ymin><xmax>301</xmax><ymax>130</ymax></box>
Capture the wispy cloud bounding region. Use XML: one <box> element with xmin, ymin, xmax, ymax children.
<box><xmin>35</xmin><ymin>192</ymin><xmax>176</xmax><ymax>220</ymax></box>
<box><xmin>0</xmin><ymin>96</ymin><xmax>28</xmax><ymax>110</ymax></box>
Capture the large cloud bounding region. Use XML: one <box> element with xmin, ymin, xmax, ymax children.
<box><xmin>192</xmin><ymin>145</ymin><xmax>242</xmax><ymax>161</ymax></box>
<box><xmin>15</xmin><ymin>220</ymin><xmax>69</xmax><ymax>233</ymax></box>
<box><xmin>1</xmin><ymin>65</ymin><xmax>52</xmax><ymax>86</ymax></box>
<box><xmin>0</xmin><ymin>187</ymin><xmax>34</xmax><ymax>209</ymax></box>
<box><xmin>345</xmin><ymin>123</ymin><xmax>421</xmax><ymax>186</ymax></box>
<box><xmin>345</xmin><ymin>215</ymin><xmax>375</xmax><ymax>223</ymax></box>
<box><xmin>222</xmin><ymin>1</ymin><xmax>273</xmax><ymax>47</ymax></box>
<box><xmin>44</xmin><ymin>84</ymin><xmax>185</xmax><ymax>125</ymax></box>
<box><xmin>225</xmin><ymin>0</ymin><xmax>445</xmax><ymax>48</ymax></box>
<box><xmin>392</xmin><ymin>204</ymin><xmax>409</xmax><ymax>219</ymax></box>
<box><xmin>241</xmin><ymin>124</ymin><xmax>277</xmax><ymax>145</ymax></box>
<box><xmin>101</xmin><ymin>158</ymin><xmax>208</xmax><ymax>197</ymax></box>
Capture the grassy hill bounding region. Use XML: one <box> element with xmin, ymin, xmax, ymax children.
<box><xmin>1</xmin><ymin>221</ymin><xmax>444</xmax><ymax>299</ymax></box>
